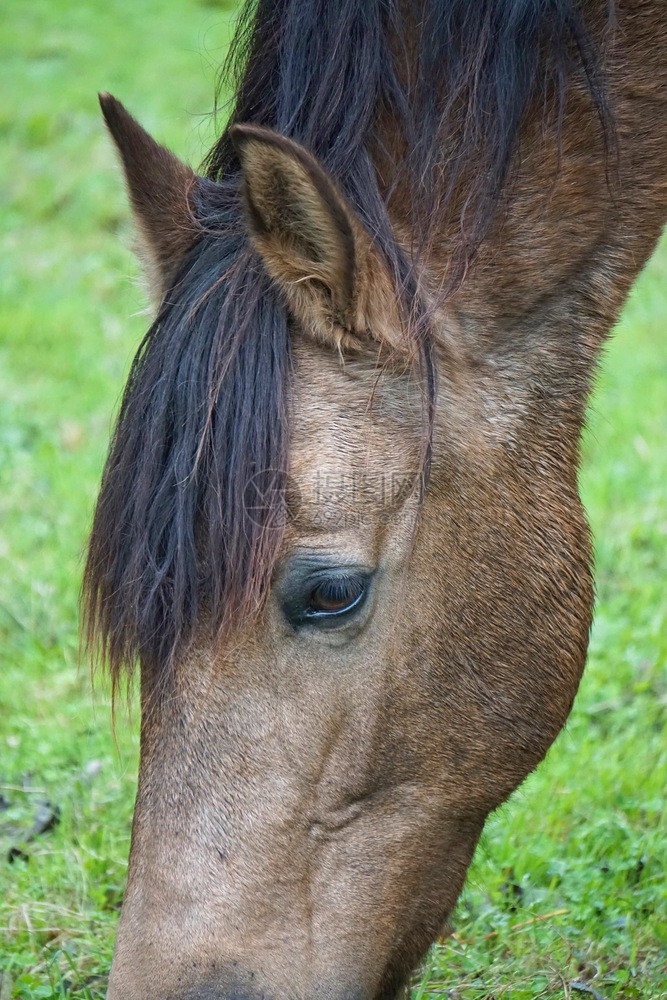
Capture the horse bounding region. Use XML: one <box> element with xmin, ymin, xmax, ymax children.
<box><xmin>84</xmin><ymin>1</ymin><xmax>667</xmax><ymax>997</ymax></box>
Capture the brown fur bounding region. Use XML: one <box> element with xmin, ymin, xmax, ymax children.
<box><xmin>98</xmin><ymin>4</ymin><xmax>667</xmax><ymax>998</ymax></box>
<box><xmin>99</xmin><ymin>92</ymin><xmax>199</xmax><ymax>302</ymax></box>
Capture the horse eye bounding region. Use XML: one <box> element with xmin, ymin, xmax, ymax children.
<box><xmin>308</xmin><ymin>575</ymin><xmax>366</xmax><ymax>615</ymax></box>
<box><xmin>280</xmin><ymin>567</ymin><xmax>371</xmax><ymax>630</ymax></box>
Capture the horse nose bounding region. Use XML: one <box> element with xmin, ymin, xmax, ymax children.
<box><xmin>172</xmin><ymin>993</ymin><xmax>366</xmax><ymax>1000</ymax></box>
<box><xmin>140</xmin><ymin>989</ymin><xmax>369</xmax><ymax>1000</ymax></box>
<box><xmin>171</xmin><ymin>990</ymin><xmax>370</xmax><ymax>1000</ymax></box>
<box><xmin>171</xmin><ymin>989</ymin><xmax>256</xmax><ymax>1000</ymax></box>
<box><xmin>108</xmin><ymin>972</ymin><xmax>370</xmax><ymax>1000</ymax></box>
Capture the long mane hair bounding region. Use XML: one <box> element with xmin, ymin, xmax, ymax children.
<box><xmin>83</xmin><ymin>0</ymin><xmax>613</xmax><ymax>688</ymax></box>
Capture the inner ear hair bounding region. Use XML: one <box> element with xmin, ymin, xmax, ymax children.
<box><xmin>231</xmin><ymin>124</ymin><xmax>404</xmax><ymax>353</ymax></box>
<box><xmin>232</xmin><ymin>125</ymin><xmax>358</xmax><ymax>314</ymax></box>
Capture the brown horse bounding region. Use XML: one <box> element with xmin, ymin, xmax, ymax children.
<box><xmin>85</xmin><ymin>1</ymin><xmax>667</xmax><ymax>997</ymax></box>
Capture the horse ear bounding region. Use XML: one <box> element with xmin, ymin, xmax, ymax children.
<box><xmin>99</xmin><ymin>93</ymin><xmax>199</xmax><ymax>302</ymax></box>
<box><xmin>230</xmin><ymin>124</ymin><xmax>402</xmax><ymax>352</ymax></box>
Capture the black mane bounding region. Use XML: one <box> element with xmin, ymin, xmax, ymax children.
<box><xmin>83</xmin><ymin>0</ymin><xmax>612</xmax><ymax>684</ymax></box>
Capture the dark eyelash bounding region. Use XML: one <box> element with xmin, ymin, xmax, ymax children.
<box><xmin>310</xmin><ymin>575</ymin><xmax>363</xmax><ymax>606</ymax></box>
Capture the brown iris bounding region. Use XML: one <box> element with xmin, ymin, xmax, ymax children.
<box><xmin>308</xmin><ymin>575</ymin><xmax>365</xmax><ymax>615</ymax></box>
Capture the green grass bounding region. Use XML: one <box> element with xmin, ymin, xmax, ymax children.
<box><xmin>0</xmin><ymin>1</ymin><xmax>665</xmax><ymax>997</ymax></box>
